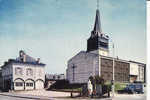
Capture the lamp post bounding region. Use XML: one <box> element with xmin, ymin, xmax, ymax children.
<box><xmin>112</xmin><ymin>43</ymin><xmax>115</xmax><ymax>98</ymax></box>
<box><xmin>108</xmin><ymin>34</ymin><xmax>115</xmax><ymax>98</ymax></box>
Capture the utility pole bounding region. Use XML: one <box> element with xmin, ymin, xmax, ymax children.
<box><xmin>112</xmin><ymin>43</ymin><xmax>115</xmax><ymax>97</ymax></box>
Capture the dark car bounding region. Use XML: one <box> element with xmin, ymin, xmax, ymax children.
<box><xmin>134</xmin><ymin>84</ymin><xmax>144</xmax><ymax>94</ymax></box>
<box><xmin>118</xmin><ymin>84</ymin><xmax>144</xmax><ymax>94</ymax></box>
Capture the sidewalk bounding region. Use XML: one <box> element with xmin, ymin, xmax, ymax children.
<box><xmin>0</xmin><ymin>91</ymin><xmax>113</xmax><ymax>100</ymax></box>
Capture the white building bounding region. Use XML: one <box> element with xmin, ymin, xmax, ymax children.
<box><xmin>129</xmin><ymin>61</ymin><xmax>145</xmax><ymax>83</ymax></box>
<box><xmin>1</xmin><ymin>50</ymin><xmax>45</xmax><ymax>91</ymax></box>
<box><xmin>67</xmin><ymin>51</ymin><xmax>100</xmax><ymax>84</ymax></box>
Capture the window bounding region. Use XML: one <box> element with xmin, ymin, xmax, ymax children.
<box><xmin>15</xmin><ymin>67</ymin><xmax>22</xmax><ymax>75</ymax></box>
<box><xmin>15</xmin><ymin>82</ymin><xmax>23</xmax><ymax>86</ymax></box>
<box><xmin>26</xmin><ymin>83</ymin><xmax>33</xmax><ymax>87</ymax></box>
<box><xmin>53</xmin><ymin>76</ymin><xmax>55</xmax><ymax>79</ymax></box>
<box><xmin>58</xmin><ymin>76</ymin><xmax>60</xmax><ymax>79</ymax></box>
<box><xmin>26</xmin><ymin>68</ymin><xmax>33</xmax><ymax>76</ymax></box>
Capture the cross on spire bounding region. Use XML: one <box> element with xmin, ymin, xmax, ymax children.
<box><xmin>97</xmin><ymin>0</ymin><xmax>99</xmax><ymax>9</ymax></box>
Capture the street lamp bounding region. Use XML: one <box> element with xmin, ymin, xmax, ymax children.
<box><xmin>108</xmin><ymin>34</ymin><xmax>115</xmax><ymax>98</ymax></box>
<box><xmin>112</xmin><ymin>43</ymin><xmax>115</xmax><ymax>98</ymax></box>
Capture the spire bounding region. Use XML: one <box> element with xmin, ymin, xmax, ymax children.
<box><xmin>93</xmin><ymin>0</ymin><xmax>102</xmax><ymax>36</ymax></box>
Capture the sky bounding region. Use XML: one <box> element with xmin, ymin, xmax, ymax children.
<box><xmin>0</xmin><ymin>0</ymin><xmax>146</xmax><ymax>74</ymax></box>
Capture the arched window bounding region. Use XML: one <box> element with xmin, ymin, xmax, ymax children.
<box><xmin>15</xmin><ymin>67</ymin><xmax>22</xmax><ymax>75</ymax></box>
<box><xmin>26</xmin><ymin>68</ymin><xmax>33</xmax><ymax>76</ymax></box>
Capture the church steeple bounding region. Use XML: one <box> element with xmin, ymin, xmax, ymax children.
<box><xmin>93</xmin><ymin>9</ymin><xmax>102</xmax><ymax>35</ymax></box>
<box><xmin>87</xmin><ymin>0</ymin><xmax>109</xmax><ymax>56</ymax></box>
<box><xmin>91</xmin><ymin>0</ymin><xmax>102</xmax><ymax>37</ymax></box>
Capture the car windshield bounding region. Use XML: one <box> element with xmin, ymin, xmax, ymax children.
<box><xmin>128</xmin><ymin>85</ymin><xmax>135</xmax><ymax>89</ymax></box>
<box><xmin>135</xmin><ymin>85</ymin><xmax>142</xmax><ymax>88</ymax></box>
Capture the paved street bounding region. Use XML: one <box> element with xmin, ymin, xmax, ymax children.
<box><xmin>0</xmin><ymin>92</ymin><xmax>54</xmax><ymax>100</ymax></box>
<box><xmin>0</xmin><ymin>95</ymin><xmax>30</xmax><ymax>100</ymax></box>
<box><xmin>0</xmin><ymin>92</ymin><xmax>146</xmax><ymax>100</ymax></box>
<box><xmin>111</xmin><ymin>94</ymin><xmax>146</xmax><ymax>100</ymax></box>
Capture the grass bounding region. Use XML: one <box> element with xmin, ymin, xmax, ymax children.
<box><xmin>104</xmin><ymin>82</ymin><xmax>128</xmax><ymax>92</ymax></box>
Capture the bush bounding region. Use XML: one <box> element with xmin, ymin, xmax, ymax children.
<box><xmin>115</xmin><ymin>83</ymin><xmax>126</xmax><ymax>92</ymax></box>
<box><xmin>48</xmin><ymin>80</ymin><xmax>84</xmax><ymax>90</ymax></box>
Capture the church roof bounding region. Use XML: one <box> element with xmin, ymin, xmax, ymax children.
<box><xmin>68</xmin><ymin>51</ymin><xmax>98</xmax><ymax>62</ymax></box>
<box><xmin>129</xmin><ymin>61</ymin><xmax>146</xmax><ymax>66</ymax></box>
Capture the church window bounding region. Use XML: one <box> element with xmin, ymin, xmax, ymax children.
<box><xmin>26</xmin><ymin>68</ymin><xmax>33</xmax><ymax>76</ymax></box>
<box><xmin>15</xmin><ymin>67</ymin><xmax>22</xmax><ymax>75</ymax></box>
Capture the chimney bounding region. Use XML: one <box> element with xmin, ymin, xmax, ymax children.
<box><xmin>37</xmin><ymin>58</ymin><xmax>40</xmax><ymax>63</ymax></box>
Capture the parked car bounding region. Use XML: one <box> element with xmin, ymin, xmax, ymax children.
<box><xmin>134</xmin><ymin>84</ymin><xmax>144</xmax><ymax>94</ymax></box>
<box><xmin>118</xmin><ymin>83</ymin><xmax>144</xmax><ymax>94</ymax></box>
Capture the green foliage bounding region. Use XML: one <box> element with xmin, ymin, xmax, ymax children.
<box><xmin>114</xmin><ymin>83</ymin><xmax>126</xmax><ymax>92</ymax></box>
<box><xmin>106</xmin><ymin>84</ymin><xmax>112</xmax><ymax>91</ymax></box>
<box><xmin>89</xmin><ymin>75</ymin><xmax>105</xmax><ymax>85</ymax></box>
<box><xmin>94</xmin><ymin>75</ymin><xmax>104</xmax><ymax>85</ymax></box>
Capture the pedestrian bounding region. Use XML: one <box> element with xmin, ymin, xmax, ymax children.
<box><xmin>87</xmin><ymin>79</ymin><xmax>93</xmax><ymax>97</ymax></box>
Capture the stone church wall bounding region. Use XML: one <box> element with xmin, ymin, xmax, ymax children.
<box><xmin>67</xmin><ymin>51</ymin><xmax>99</xmax><ymax>84</ymax></box>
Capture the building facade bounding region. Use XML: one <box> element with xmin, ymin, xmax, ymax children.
<box><xmin>66</xmin><ymin>51</ymin><xmax>131</xmax><ymax>84</ymax></box>
<box><xmin>129</xmin><ymin>61</ymin><xmax>146</xmax><ymax>83</ymax></box>
<box><xmin>1</xmin><ymin>50</ymin><xmax>45</xmax><ymax>91</ymax></box>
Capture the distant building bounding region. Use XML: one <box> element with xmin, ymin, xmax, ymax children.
<box><xmin>1</xmin><ymin>50</ymin><xmax>46</xmax><ymax>91</ymax></box>
<box><xmin>45</xmin><ymin>74</ymin><xmax>65</xmax><ymax>81</ymax></box>
<box><xmin>129</xmin><ymin>61</ymin><xmax>146</xmax><ymax>83</ymax></box>
<box><xmin>66</xmin><ymin>5</ymin><xmax>146</xmax><ymax>84</ymax></box>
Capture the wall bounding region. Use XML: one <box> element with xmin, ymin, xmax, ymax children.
<box><xmin>12</xmin><ymin>63</ymin><xmax>45</xmax><ymax>90</ymax></box>
<box><xmin>130</xmin><ymin>63</ymin><xmax>139</xmax><ymax>75</ymax></box>
<box><xmin>129</xmin><ymin>62</ymin><xmax>145</xmax><ymax>82</ymax></box>
<box><xmin>67</xmin><ymin>51</ymin><xmax>99</xmax><ymax>84</ymax></box>
<box><xmin>101</xmin><ymin>57</ymin><xmax>130</xmax><ymax>82</ymax></box>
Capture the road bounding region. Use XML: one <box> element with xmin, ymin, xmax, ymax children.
<box><xmin>0</xmin><ymin>93</ymin><xmax>146</xmax><ymax>100</ymax></box>
<box><xmin>111</xmin><ymin>94</ymin><xmax>146</xmax><ymax>100</ymax></box>
<box><xmin>0</xmin><ymin>95</ymin><xmax>33</xmax><ymax>100</ymax></box>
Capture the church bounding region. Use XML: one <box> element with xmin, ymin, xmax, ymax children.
<box><xmin>1</xmin><ymin>50</ymin><xmax>45</xmax><ymax>91</ymax></box>
<box><xmin>66</xmin><ymin>4</ymin><xmax>146</xmax><ymax>84</ymax></box>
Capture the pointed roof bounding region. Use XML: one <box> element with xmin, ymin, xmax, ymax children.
<box><xmin>93</xmin><ymin>9</ymin><xmax>102</xmax><ymax>35</ymax></box>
